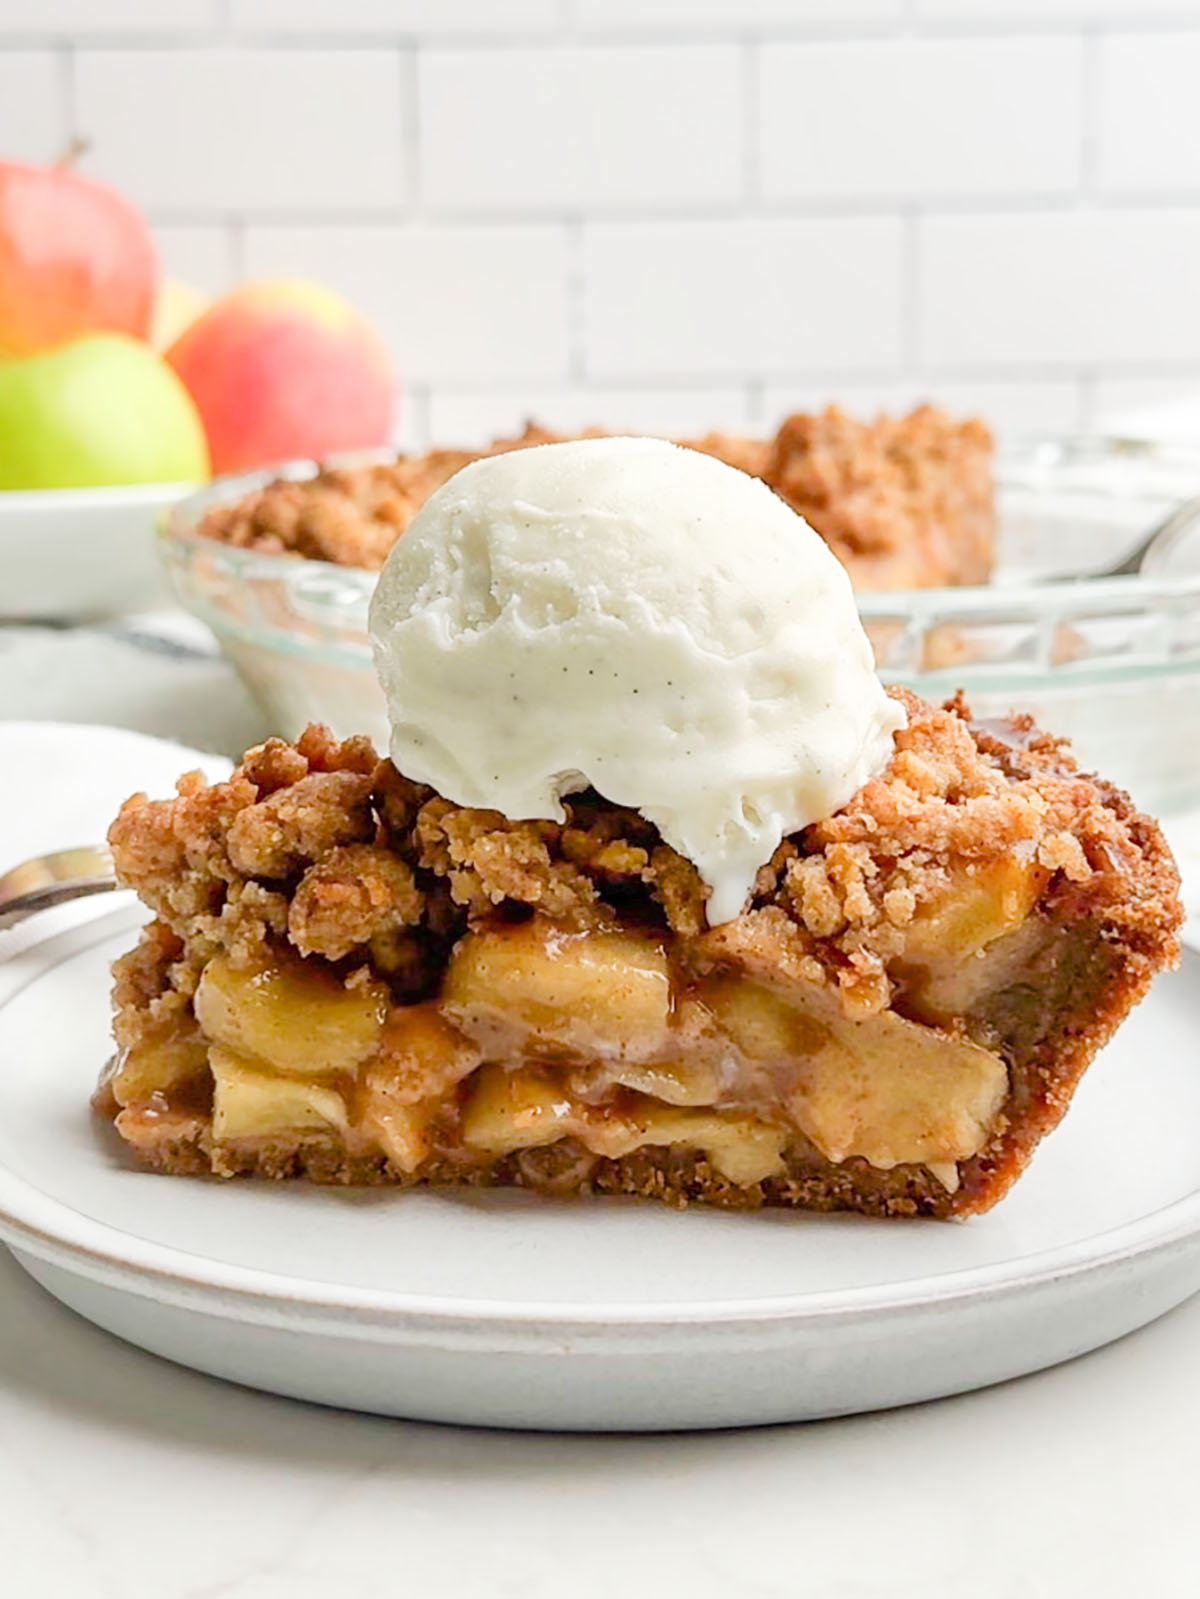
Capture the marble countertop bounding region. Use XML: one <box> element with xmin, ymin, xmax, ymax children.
<box><xmin>2</xmin><ymin>621</ymin><xmax>1198</xmax><ymax>1599</ymax></box>
<box><xmin>3</xmin><ymin>1238</ymin><xmax>1198</xmax><ymax>1598</ymax></box>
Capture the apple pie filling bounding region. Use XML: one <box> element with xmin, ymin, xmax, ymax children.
<box><xmin>102</xmin><ymin>853</ymin><xmax>1051</xmax><ymax>1197</ymax></box>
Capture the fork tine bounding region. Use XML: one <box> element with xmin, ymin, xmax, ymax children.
<box><xmin>0</xmin><ymin>845</ymin><xmax>119</xmax><ymax>931</ymax></box>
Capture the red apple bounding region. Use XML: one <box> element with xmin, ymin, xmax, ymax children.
<box><xmin>0</xmin><ymin>158</ymin><xmax>157</xmax><ymax>357</ymax></box>
<box><xmin>166</xmin><ymin>279</ymin><xmax>396</xmax><ymax>476</ymax></box>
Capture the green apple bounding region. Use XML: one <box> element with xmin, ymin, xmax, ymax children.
<box><xmin>0</xmin><ymin>332</ymin><xmax>210</xmax><ymax>490</ymax></box>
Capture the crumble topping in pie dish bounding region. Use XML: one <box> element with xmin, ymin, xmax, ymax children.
<box><xmin>97</xmin><ymin>691</ymin><xmax>1180</xmax><ymax>1219</ymax></box>
<box><xmin>188</xmin><ymin>404</ymin><xmax>995</xmax><ymax>593</ymax></box>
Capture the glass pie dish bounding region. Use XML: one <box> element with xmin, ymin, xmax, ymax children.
<box><xmin>160</xmin><ymin>436</ymin><xmax>1200</xmax><ymax>814</ymax></box>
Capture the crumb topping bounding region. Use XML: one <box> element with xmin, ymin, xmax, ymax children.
<box><xmin>763</xmin><ymin>406</ymin><xmax>993</xmax><ymax>588</ymax></box>
<box><xmin>107</xmin><ymin>691</ymin><xmax>1180</xmax><ymax>1047</ymax></box>
<box><xmin>190</xmin><ymin>406</ymin><xmax>994</xmax><ymax>593</ymax></box>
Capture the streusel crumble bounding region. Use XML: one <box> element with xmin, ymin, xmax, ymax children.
<box><xmin>191</xmin><ymin>406</ymin><xmax>993</xmax><ymax>592</ymax></box>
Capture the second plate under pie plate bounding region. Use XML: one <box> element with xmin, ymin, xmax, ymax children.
<box><xmin>1</xmin><ymin>905</ymin><xmax>1198</xmax><ymax>1433</ymax></box>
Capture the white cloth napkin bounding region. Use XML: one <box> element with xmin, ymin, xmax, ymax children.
<box><xmin>0</xmin><ymin>721</ymin><xmax>231</xmax><ymax>966</ymax></box>
<box><xmin>0</xmin><ymin>615</ymin><xmax>268</xmax><ymax>758</ymax></box>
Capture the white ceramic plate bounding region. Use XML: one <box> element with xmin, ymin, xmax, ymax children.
<box><xmin>1</xmin><ymin>904</ymin><xmax>1199</xmax><ymax>1433</ymax></box>
<box><xmin>0</xmin><ymin>481</ymin><xmax>198</xmax><ymax>620</ymax></box>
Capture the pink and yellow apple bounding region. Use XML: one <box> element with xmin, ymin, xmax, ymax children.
<box><xmin>166</xmin><ymin>279</ymin><xmax>395</xmax><ymax>476</ymax></box>
<box><xmin>0</xmin><ymin>159</ymin><xmax>157</xmax><ymax>357</ymax></box>
<box><xmin>150</xmin><ymin>278</ymin><xmax>210</xmax><ymax>352</ymax></box>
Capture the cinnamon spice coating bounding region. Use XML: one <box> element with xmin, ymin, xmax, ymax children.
<box><xmin>190</xmin><ymin>406</ymin><xmax>994</xmax><ymax>592</ymax></box>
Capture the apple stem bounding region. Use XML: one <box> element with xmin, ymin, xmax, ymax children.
<box><xmin>54</xmin><ymin>135</ymin><xmax>91</xmax><ymax>171</ymax></box>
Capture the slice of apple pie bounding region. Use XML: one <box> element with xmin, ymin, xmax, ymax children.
<box><xmin>96</xmin><ymin>693</ymin><xmax>1180</xmax><ymax>1219</ymax></box>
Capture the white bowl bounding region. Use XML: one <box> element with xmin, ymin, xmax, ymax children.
<box><xmin>0</xmin><ymin>481</ymin><xmax>201</xmax><ymax>621</ymax></box>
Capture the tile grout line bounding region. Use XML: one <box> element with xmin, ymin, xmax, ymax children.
<box><xmin>401</xmin><ymin>365</ymin><xmax>1200</xmax><ymax>399</ymax></box>
<box><xmin>566</xmin><ymin>218</ymin><xmax>587</xmax><ymax>386</ymax></box>
<box><xmin>1078</xmin><ymin>370</ymin><xmax>1099</xmax><ymax>428</ymax></box>
<box><xmin>901</xmin><ymin>205</ymin><xmax>921</xmax><ymax>382</ymax></box>
<box><xmin>10</xmin><ymin>17</ymin><xmax>1200</xmax><ymax>49</ymax></box>
<box><xmin>135</xmin><ymin>193</ymin><xmax>1200</xmax><ymax>230</ymax></box>
<box><xmin>405</xmin><ymin>384</ymin><xmax>431</xmax><ymax>452</ymax></box>
<box><xmin>740</xmin><ymin>32</ymin><xmax>760</xmax><ymax>209</ymax></box>
<box><xmin>1079</xmin><ymin>24</ymin><xmax>1100</xmax><ymax>205</ymax></box>
<box><xmin>228</xmin><ymin>215</ymin><xmax>247</xmax><ymax>285</ymax></box>
<box><xmin>58</xmin><ymin>41</ymin><xmax>76</xmax><ymax>151</ymax></box>
<box><xmin>402</xmin><ymin>39</ymin><xmax>422</xmax><ymax>220</ymax></box>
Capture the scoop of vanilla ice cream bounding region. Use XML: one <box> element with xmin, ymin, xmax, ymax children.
<box><xmin>369</xmin><ymin>436</ymin><xmax>905</xmax><ymax>925</ymax></box>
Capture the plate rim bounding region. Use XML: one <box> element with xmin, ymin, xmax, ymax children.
<box><xmin>1</xmin><ymin>908</ymin><xmax>1198</xmax><ymax>1341</ymax></box>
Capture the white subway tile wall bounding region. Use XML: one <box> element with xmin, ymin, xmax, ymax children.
<box><xmin>74</xmin><ymin>50</ymin><xmax>407</xmax><ymax>212</ymax></box>
<box><xmin>419</xmin><ymin>46</ymin><xmax>742</xmax><ymax>212</ymax></box>
<box><xmin>763</xmin><ymin>379</ymin><xmax>1083</xmax><ymax>435</ymax></box>
<box><xmin>0</xmin><ymin>0</ymin><xmax>219</xmax><ymax>33</ymax></box>
<box><xmin>918</xmin><ymin>211</ymin><xmax>1200</xmax><ymax>367</ymax></box>
<box><xmin>1095</xmin><ymin>34</ymin><xmax>1200</xmax><ymax>193</ymax></box>
<box><xmin>428</xmin><ymin>386</ymin><xmax>752</xmax><ymax>447</ymax></box>
<box><xmin>0</xmin><ymin>53</ymin><xmax>66</xmax><ymax>159</ymax></box>
<box><xmin>242</xmin><ymin>224</ymin><xmax>571</xmax><ymax>381</ymax></box>
<box><xmin>152</xmin><ymin>224</ymin><xmax>239</xmax><ymax>296</ymax></box>
<box><xmin>7</xmin><ymin>0</ymin><xmax>1200</xmax><ymax>446</ymax></box>
<box><xmin>575</xmin><ymin>1</ymin><xmax>904</xmax><ymax>25</ymax></box>
<box><xmin>229</xmin><ymin>0</ymin><xmax>559</xmax><ymax>32</ymax></box>
<box><xmin>583</xmin><ymin>218</ymin><xmax>905</xmax><ymax>378</ymax></box>
<box><xmin>916</xmin><ymin>1</ymin><xmax>1199</xmax><ymax>19</ymax></box>
<box><xmin>759</xmin><ymin>39</ymin><xmax>1083</xmax><ymax>201</ymax></box>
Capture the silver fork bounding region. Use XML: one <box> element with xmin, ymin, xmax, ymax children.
<box><xmin>0</xmin><ymin>845</ymin><xmax>119</xmax><ymax>931</ymax></box>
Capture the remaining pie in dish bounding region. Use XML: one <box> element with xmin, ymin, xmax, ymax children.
<box><xmin>96</xmin><ymin>693</ymin><xmax>1181</xmax><ymax>1219</ymax></box>
<box><xmin>189</xmin><ymin>405</ymin><xmax>995</xmax><ymax>593</ymax></box>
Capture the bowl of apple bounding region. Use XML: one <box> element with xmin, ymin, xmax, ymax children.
<box><xmin>0</xmin><ymin>154</ymin><xmax>212</xmax><ymax>619</ymax></box>
<box><xmin>0</xmin><ymin>151</ymin><xmax>397</xmax><ymax>621</ymax></box>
